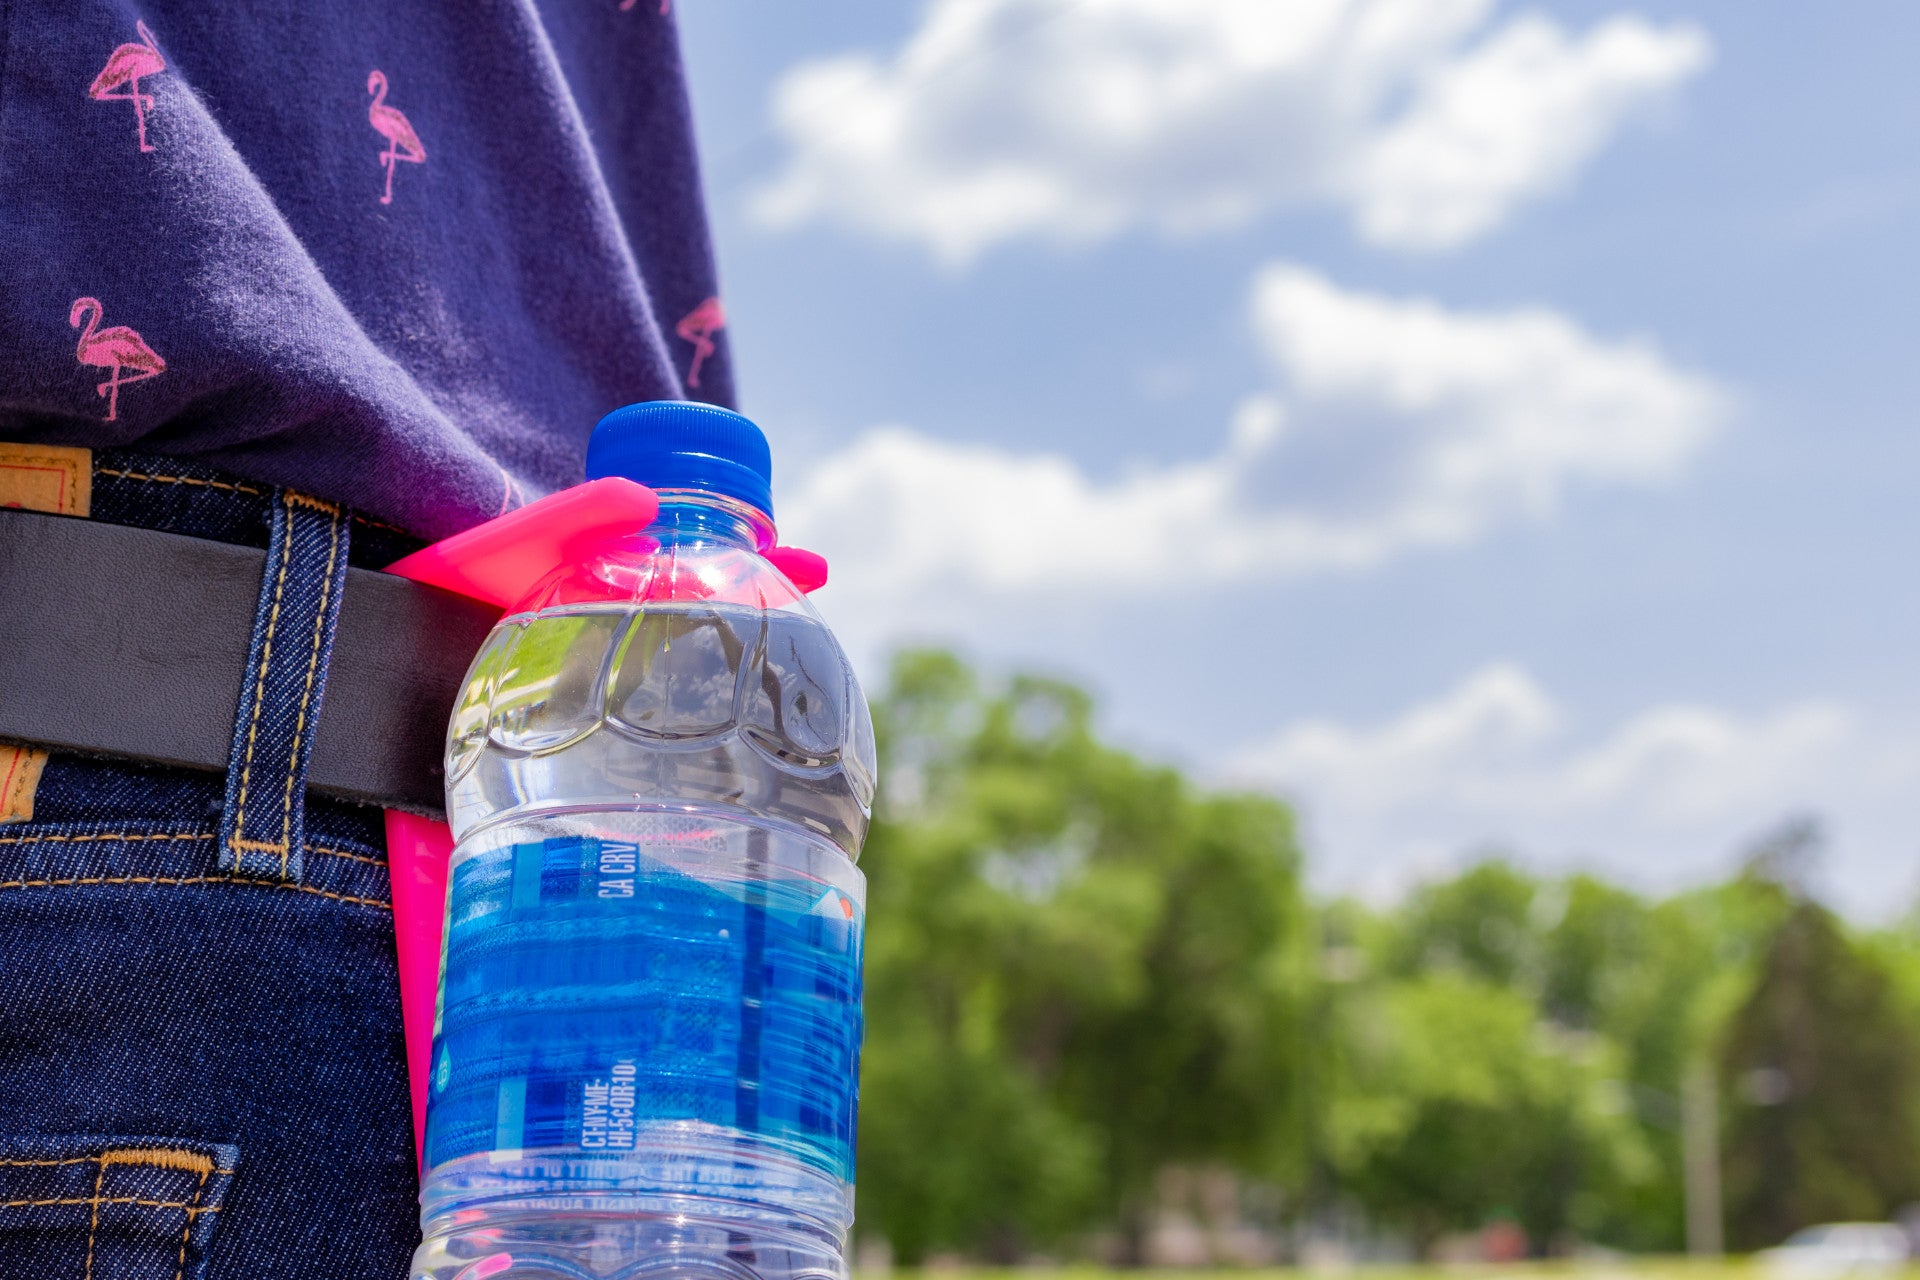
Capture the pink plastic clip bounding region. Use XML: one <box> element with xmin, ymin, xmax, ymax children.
<box><xmin>381</xmin><ymin>478</ymin><xmax>828</xmax><ymax>1172</ymax></box>
<box><xmin>385</xmin><ymin>477</ymin><xmax>661</xmax><ymax>606</ymax></box>
<box><xmin>764</xmin><ymin>545</ymin><xmax>827</xmax><ymax>593</ymax></box>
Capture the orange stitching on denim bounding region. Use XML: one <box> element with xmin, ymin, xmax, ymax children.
<box><xmin>288</xmin><ymin>489</ymin><xmax>406</xmax><ymax>531</ymax></box>
<box><xmin>228</xmin><ymin>493</ymin><xmax>298</xmax><ymax>860</ymax></box>
<box><xmin>97</xmin><ymin>464</ymin><xmax>404</xmax><ymax>531</ymax></box>
<box><xmin>0</xmin><ymin>831</ymin><xmax>390</xmax><ymax>861</ymax></box>
<box><xmin>176</xmin><ymin>1167</ymin><xmax>209</xmax><ymax>1280</ymax></box>
<box><xmin>0</xmin><ymin>874</ymin><xmax>390</xmax><ymax>911</ymax></box>
<box><xmin>0</xmin><ymin>1144</ymin><xmax>222</xmax><ymax>1180</ymax></box>
<box><xmin>0</xmin><ymin>836</ymin><xmax>208</xmax><ymax>844</ymax></box>
<box><xmin>351</xmin><ymin>511</ymin><xmax>408</xmax><ymax>534</ymax></box>
<box><xmin>274</xmin><ymin>505</ymin><xmax>343</xmax><ymax>874</ymax></box>
<box><xmin>95</xmin><ymin>468</ymin><xmax>264</xmax><ymax>496</ymax></box>
<box><xmin>9</xmin><ymin>1144</ymin><xmax>229</xmax><ymax>1280</ymax></box>
<box><xmin>83</xmin><ymin>1155</ymin><xmax>105</xmax><ymax>1280</ymax></box>
<box><xmin>285</xmin><ymin>491</ymin><xmax>341</xmax><ymax>515</ymax></box>
<box><xmin>311</xmin><ymin>844</ymin><xmax>386</xmax><ymax>867</ymax></box>
<box><xmin>102</xmin><ymin>1149</ymin><xmax>212</xmax><ymax>1175</ymax></box>
<box><xmin>0</xmin><ymin>1195</ymin><xmax>220</xmax><ymax>1212</ymax></box>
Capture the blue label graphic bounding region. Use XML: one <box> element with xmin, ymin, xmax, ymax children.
<box><xmin>425</xmin><ymin>835</ymin><xmax>864</xmax><ymax>1181</ymax></box>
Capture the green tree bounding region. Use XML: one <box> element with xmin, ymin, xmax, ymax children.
<box><xmin>1553</xmin><ymin>873</ymin><xmax>1788</xmax><ymax>1250</ymax></box>
<box><xmin>1719</xmin><ymin>898</ymin><xmax>1920</xmax><ymax>1247</ymax></box>
<box><xmin>1355</xmin><ymin>861</ymin><xmax>1793</xmax><ymax>1253</ymax></box>
<box><xmin>851</xmin><ymin>653</ymin><xmax>1912</xmax><ymax>1263</ymax></box>
<box><xmin>855</xmin><ymin>651</ymin><xmax>1310</xmax><ymax>1262</ymax></box>
<box><xmin>1384</xmin><ymin>860</ymin><xmax>1543</xmax><ymax>990</ymax></box>
<box><xmin>856</xmin><ymin>653</ymin><xmax>1108</xmax><ymax>1260</ymax></box>
<box><xmin>1325</xmin><ymin>969</ymin><xmax>1651</xmax><ymax>1253</ymax></box>
<box><xmin>1539</xmin><ymin>875</ymin><xmax>1649</xmax><ymax>1030</ymax></box>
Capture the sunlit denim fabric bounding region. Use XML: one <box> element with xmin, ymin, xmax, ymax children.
<box><xmin>215</xmin><ymin>489</ymin><xmax>352</xmax><ymax>882</ymax></box>
<box><xmin>0</xmin><ymin>450</ymin><xmax>427</xmax><ymax>1278</ymax></box>
<box><xmin>0</xmin><ymin>1134</ymin><xmax>239</xmax><ymax>1278</ymax></box>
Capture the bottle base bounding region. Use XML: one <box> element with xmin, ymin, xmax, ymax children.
<box><xmin>411</xmin><ymin>1204</ymin><xmax>847</xmax><ymax>1280</ymax></box>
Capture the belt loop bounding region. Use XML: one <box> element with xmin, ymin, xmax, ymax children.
<box><xmin>219</xmin><ymin>489</ymin><xmax>351</xmax><ymax>881</ymax></box>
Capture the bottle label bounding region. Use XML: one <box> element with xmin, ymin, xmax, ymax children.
<box><xmin>426</xmin><ymin>834</ymin><xmax>864</xmax><ymax>1183</ymax></box>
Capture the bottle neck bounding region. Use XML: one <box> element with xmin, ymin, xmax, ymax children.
<box><xmin>642</xmin><ymin>489</ymin><xmax>775</xmax><ymax>552</ymax></box>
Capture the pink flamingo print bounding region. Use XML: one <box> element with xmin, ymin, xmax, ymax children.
<box><xmin>495</xmin><ymin>464</ymin><xmax>524</xmax><ymax>517</ymax></box>
<box><xmin>88</xmin><ymin>21</ymin><xmax>165</xmax><ymax>152</ymax></box>
<box><xmin>367</xmin><ymin>70</ymin><xmax>426</xmax><ymax>205</ymax></box>
<box><xmin>675</xmin><ymin>297</ymin><xmax>725</xmax><ymax>389</ymax></box>
<box><xmin>69</xmin><ymin>297</ymin><xmax>165</xmax><ymax>422</ymax></box>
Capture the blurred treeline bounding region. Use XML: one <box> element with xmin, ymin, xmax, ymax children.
<box><xmin>855</xmin><ymin>651</ymin><xmax>1920</xmax><ymax>1263</ymax></box>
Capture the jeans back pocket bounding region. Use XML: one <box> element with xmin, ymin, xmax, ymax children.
<box><xmin>0</xmin><ymin>1136</ymin><xmax>238</xmax><ymax>1280</ymax></box>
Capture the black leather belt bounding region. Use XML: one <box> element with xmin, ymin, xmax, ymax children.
<box><xmin>0</xmin><ymin>507</ymin><xmax>499</xmax><ymax>815</ymax></box>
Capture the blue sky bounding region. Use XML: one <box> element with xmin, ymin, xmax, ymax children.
<box><xmin>675</xmin><ymin>0</ymin><xmax>1920</xmax><ymax>915</ymax></box>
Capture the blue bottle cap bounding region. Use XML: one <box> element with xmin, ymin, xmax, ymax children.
<box><xmin>585</xmin><ymin>400</ymin><xmax>774</xmax><ymax>518</ymax></box>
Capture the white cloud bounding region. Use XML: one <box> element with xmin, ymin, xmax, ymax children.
<box><xmin>1351</xmin><ymin>13</ymin><xmax>1715</xmax><ymax>249</ymax></box>
<box><xmin>754</xmin><ymin>0</ymin><xmax>1711</xmax><ymax>263</ymax></box>
<box><xmin>1225</xmin><ymin>665</ymin><xmax>1920</xmax><ymax>916</ymax></box>
<box><xmin>783</xmin><ymin>264</ymin><xmax>1724</xmax><ymax>637</ymax></box>
<box><xmin>1247</xmin><ymin>264</ymin><xmax>1725</xmax><ymax>536</ymax></box>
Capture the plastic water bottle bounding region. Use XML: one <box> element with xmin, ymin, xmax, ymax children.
<box><xmin>410</xmin><ymin>402</ymin><xmax>877</xmax><ymax>1280</ymax></box>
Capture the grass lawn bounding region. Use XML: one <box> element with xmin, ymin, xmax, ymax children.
<box><xmin>871</xmin><ymin>1263</ymin><xmax>1920</xmax><ymax>1280</ymax></box>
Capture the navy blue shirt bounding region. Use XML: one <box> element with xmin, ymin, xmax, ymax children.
<box><xmin>0</xmin><ymin>0</ymin><xmax>734</xmax><ymax>539</ymax></box>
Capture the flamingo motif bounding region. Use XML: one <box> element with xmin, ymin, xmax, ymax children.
<box><xmin>675</xmin><ymin>297</ymin><xmax>725</xmax><ymax>389</ymax></box>
<box><xmin>495</xmin><ymin>463</ymin><xmax>524</xmax><ymax>517</ymax></box>
<box><xmin>367</xmin><ymin>70</ymin><xmax>426</xmax><ymax>205</ymax></box>
<box><xmin>88</xmin><ymin>21</ymin><xmax>165</xmax><ymax>152</ymax></box>
<box><xmin>70</xmin><ymin>297</ymin><xmax>165</xmax><ymax>422</ymax></box>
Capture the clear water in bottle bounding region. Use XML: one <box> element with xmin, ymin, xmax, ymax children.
<box><xmin>410</xmin><ymin>404</ymin><xmax>876</xmax><ymax>1280</ymax></box>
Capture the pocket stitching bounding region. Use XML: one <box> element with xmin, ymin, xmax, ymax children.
<box><xmin>175</xmin><ymin>1167</ymin><xmax>208</xmax><ymax>1280</ymax></box>
<box><xmin>87</xmin><ymin>1148</ymin><xmax>216</xmax><ymax>1280</ymax></box>
<box><xmin>0</xmin><ymin>1141</ymin><xmax>239</xmax><ymax>1280</ymax></box>
<box><xmin>0</xmin><ymin>872</ymin><xmax>390</xmax><ymax>911</ymax></box>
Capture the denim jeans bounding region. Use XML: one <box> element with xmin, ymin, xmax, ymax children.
<box><xmin>0</xmin><ymin>449</ymin><xmax>428</xmax><ymax>1278</ymax></box>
